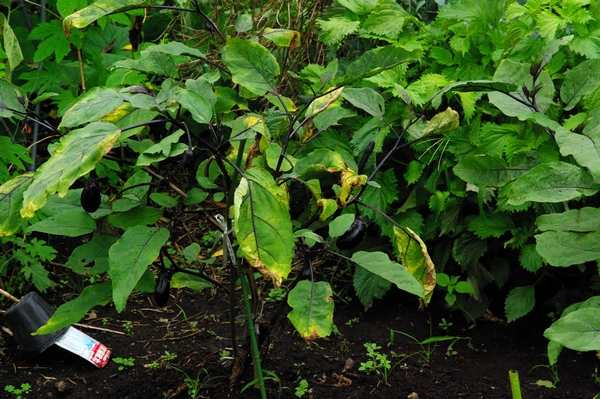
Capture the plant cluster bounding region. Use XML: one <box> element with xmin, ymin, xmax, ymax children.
<box><xmin>2</xmin><ymin>0</ymin><xmax>600</xmax><ymax>396</ymax></box>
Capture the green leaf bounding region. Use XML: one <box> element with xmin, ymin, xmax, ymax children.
<box><xmin>393</xmin><ymin>226</ymin><xmax>436</xmax><ymax>306</ymax></box>
<box><xmin>505</xmin><ymin>285</ymin><xmax>535</xmax><ymax>323</ymax></box>
<box><xmin>536</xmin><ymin>208</ymin><xmax>600</xmax><ymax>232</ymax></box>
<box><xmin>339</xmin><ymin>46</ymin><xmax>415</xmax><ymax>86</ymax></box>
<box><xmin>107</xmin><ymin>206</ymin><xmax>163</xmax><ymax>229</ymax></box>
<box><xmin>22</xmin><ymin>263</ymin><xmax>54</xmax><ymax>292</ymax></box>
<box><xmin>28</xmin><ymin>20</ymin><xmax>70</xmax><ymax>63</ymax></box>
<box><xmin>338</xmin><ymin>0</ymin><xmax>377</xmax><ymax>15</ymax></box>
<box><xmin>0</xmin><ymin>79</ymin><xmax>27</xmax><ymax>118</ymax></box>
<box><xmin>555</xmin><ymin>127</ymin><xmax>600</xmax><ymax>179</ymax></box>
<box><xmin>453</xmin><ymin>154</ymin><xmax>511</xmax><ymax>187</ymax></box>
<box><xmin>233</xmin><ymin>168</ymin><xmax>294</xmax><ymax>287</ymax></box>
<box><xmin>544</xmin><ymin>308</ymin><xmax>600</xmax><ymax>352</ymax></box>
<box><xmin>467</xmin><ymin>212</ymin><xmax>515</xmax><ymax>239</ymax></box>
<box><xmin>0</xmin><ymin>174</ymin><xmax>33</xmax><ymax>236</ymax></box>
<box><xmin>560</xmin><ymin>59</ymin><xmax>600</xmax><ymax>111</ymax></box>
<box><xmin>59</xmin><ymin>87</ymin><xmax>125</xmax><ymax>129</ymax></box>
<box><xmin>519</xmin><ymin>244</ymin><xmax>544</xmax><ymax>273</ymax></box>
<box><xmin>177</xmin><ymin>89</ymin><xmax>213</xmax><ymax>125</ymax></box>
<box><xmin>21</xmin><ymin>123</ymin><xmax>120</xmax><ymax>218</ymax></box>
<box><xmin>536</xmin><ymin>231</ymin><xmax>600</xmax><ymax>267</ymax></box>
<box><xmin>26</xmin><ymin>209</ymin><xmax>96</xmax><ymax>237</ymax></box>
<box><xmin>234</xmin><ymin>13</ymin><xmax>253</xmax><ymax>33</ymax></box>
<box><xmin>329</xmin><ymin>214</ymin><xmax>355</xmax><ymax>239</ymax></box>
<box><xmin>507</xmin><ymin>162</ymin><xmax>597</xmax><ymax>206</ymax></box>
<box><xmin>351</xmin><ymin>251</ymin><xmax>424</xmax><ymax>298</ymax></box>
<box><xmin>63</xmin><ymin>0</ymin><xmax>150</xmax><ymax>33</ymax></box>
<box><xmin>488</xmin><ymin>59</ymin><xmax>554</xmax><ymax>117</ymax></box>
<box><xmin>136</xmin><ymin>130</ymin><xmax>187</xmax><ymax>167</ymax></box>
<box><xmin>353</xmin><ymin>266</ymin><xmax>391</xmax><ymax>311</ymax></box>
<box><xmin>1</xmin><ymin>14</ymin><xmax>23</xmax><ymax>73</ymax></box>
<box><xmin>342</xmin><ymin>87</ymin><xmax>385</xmax><ymax>120</ymax></box>
<box><xmin>34</xmin><ymin>282</ymin><xmax>112</xmax><ymax>335</ymax></box>
<box><xmin>287</xmin><ymin>280</ymin><xmax>334</xmax><ymax>342</ymax></box>
<box><xmin>222</xmin><ymin>38</ymin><xmax>280</xmax><ymax>96</ymax></box>
<box><xmin>171</xmin><ymin>272</ymin><xmax>211</xmax><ymax>291</ymax></box>
<box><xmin>317</xmin><ymin>16</ymin><xmax>360</xmax><ymax>47</ymax></box>
<box><xmin>66</xmin><ymin>235</ymin><xmax>117</xmax><ymax>274</ymax></box>
<box><xmin>109</xmin><ymin>226</ymin><xmax>170</xmax><ymax>312</ymax></box>
<box><xmin>363</xmin><ymin>2</ymin><xmax>408</xmax><ymax>39</ymax></box>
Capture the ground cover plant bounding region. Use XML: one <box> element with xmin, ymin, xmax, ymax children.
<box><xmin>2</xmin><ymin>0</ymin><xmax>600</xmax><ymax>397</ymax></box>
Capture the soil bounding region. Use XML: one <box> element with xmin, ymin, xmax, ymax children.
<box><xmin>1</xmin><ymin>283</ymin><xmax>599</xmax><ymax>399</ymax></box>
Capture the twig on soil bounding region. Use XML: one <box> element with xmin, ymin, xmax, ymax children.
<box><xmin>73</xmin><ymin>323</ymin><xmax>126</xmax><ymax>335</ymax></box>
<box><xmin>0</xmin><ymin>288</ymin><xmax>20</xmax><ymax>303</ymax></box>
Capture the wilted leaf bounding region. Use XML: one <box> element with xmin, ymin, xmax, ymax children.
<box><xmin>233</xmin><ymin>168</ymin><xmax>294</xmax><ymax>287</ymax></box>
<box><xmin>393</xmin><ymin>226</ymin><xmax>436</xmax><ymax>307</ymax></box>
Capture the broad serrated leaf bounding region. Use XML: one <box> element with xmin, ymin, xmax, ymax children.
<box><xmin>362</xmin><ymin>2</ymin><xmax>408</xmax><ymax>39</ymax></box>
<box><xmin>536</xmin><ymin>231</ymin><xmax>600</xmax><ymax>267</ymax></box>
<box><xmin>34</xmin><ymin>282</ymin><xmax>112</xmax><ymax>335</ymax></box>
<box><xmin>287</xmin><ymin>280</ymin><xmax>334</xmax><ymax>342</ymax></box>
<box><xmin>233</xmin><ymin>168</ymin><xmax>294</xmax><ymax>287</ymax></box>
<box><xmin>26</xmin><ymin>209</ymin><xmax>96</xmax><ymax>237</ymax></box>
<box><xmin>536</xmin><ymin>208</ymin><xmax>600</xmax><ymax>232</ymax></box>
<box><xmin>109</xmin><ymin>226</ymin><xmax>170</xmax><ymax>312</ymax></box>
<box><xmin>353</xmin><ymin>266</ymin><xmax>392</xmax><ymax>310</ymax></box>
<box><xmin>519</xmin><ymin>244</ymin><xmax>544</xmax><ymax>273</ymax></box>
<box><xmin>222</xmin><ymin>38</ymin><xmax>280</xmax><ymax>96</ymax></box>
<box><xmin>317</xmin><ymin>16</ymin><xmax>360</xmax><ymax>47</ymax></box>
<box><xmin>508</xmin><ymin>162</ymin><xmax>597</xmax><ymax>206</ymax></box>
<box><xmin>21</xmin><ymin>123</ymin><xmax>120</xmax><ymax>218</ymax></box>
<box><xmin>28</xmin><ymin>20</ymin><xmax>70</xmax><ymax>63</ymax></box>
<box><xmin>360</xmin><ymin>169</ymin><xmax>398</xmax><ymax>230</ymax></box>
<box><xmin>338</xmin><ymin>0</ymin><xmax>377</xmax><ymax>15</ymax></box>
<box><xmin>393</xmin><ymin>226</ymin><xmax>436</xmax><ymax>306</ymax></box>
<box><xmin>0</xmin><ymin>174</ymin><xmax>33</xmax><ymax>236</ymax></box>
<box><xmin>467</xmin><ymin>212</ymin><xmax>515</xmax><ymax>239</ymax></box>
<box><xmin>351</xmin><ymin>251</ymin><xmax>424</xmax><ymax>298</ymax></box>
<box><xmin>22</xmin><ymin>263</ymin><xmax>54</xmax><ymax>292</ymax></box>
<box><xmin>505</xmin><ymin>285</ymin><xmax>535</xmax><ymax>323</ymax></box>
<box><xmin>544</xmin><ymin>308</ymin><xmax>600</xmax><ymax>352</ymax></box>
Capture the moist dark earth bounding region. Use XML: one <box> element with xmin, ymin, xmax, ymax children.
<box><xmin>1</xmin><ymin>283</ymin><xmax>599</xmax><ymax>399</ymax></box>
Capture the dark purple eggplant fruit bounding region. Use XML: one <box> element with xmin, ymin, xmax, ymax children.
<box><xmin>336</xmin><ymin>215</ymin><xmax>366</xmax><ymax>250</ymax></box>
<box><xmin>154</xmin><ymin>275</ymin><xmax>171</xmax><ymax>307</ymax></box>
<box><xmin>80</xmin><ymin>177</ymin><xmax>101</xmax><ymax>213</ymax></box>
<box><xmin>357</xmin><ymin>140</ymin><xmax>375</xmax><ymax>174</ymax></box>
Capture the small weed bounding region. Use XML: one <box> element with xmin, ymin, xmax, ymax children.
<box><xmin>295</xmin><ymin>379</ymin><xmax>309</xmax><ymax>397</ymax></box>
<box><xmin>177</xmin><ymin>305</ymin><xmax>199</xmax><ymax>330</ymax></box>
<box><xmin>593</xmin><ymin>367</ymin><xmax>600</xmax><ymax>385</ymax></box>
<box><xmin>388</xmin><ymin>327</ymin><xmax>463</xmax><ymax>363</ymax></box>
<box><xmin>439</xmin><ymin>318</ymin><xmax>452</xmax><ymax>331</ymax></box>
<box><xmin>530</xmin><ymin>363</ymin><xmax>560</xmax><ymax>388</ymax></box>
<box><xmin>242</xmin><ymin>369</ymin><xmax>288</xmax><ymax>394</ymax></box>
<box><xmin>113</xmin><ymin>357</ymin><xmax>135</xmax><ymax>371</ymax></box>
<box><xmin>102</xmin><ymin>318</ymin><xmax>108</xmax><ymax>327</ymax></box>
<box><xmin>359</xmin><ymin>343</ymin><xmax>391</xmax><ymax>386</ymax></box>
<box><xmin>266</xmin><ymin>287</ymin><xmax>285</xmax><ymax>301</ymax></box>
<box><xmin>346</xmin><ymin>317</ymin><xmax>360</xmax><ymax>327</ymax></box>
<box><xmin>201</xmin><ymin>230</ymin><xmax>218</xmax><ymax>246</ymax></box>
<box><xmin>171</xmin><ymin>367</ymin><xmax>225</xmax><ymax>398</ymax></box>
<box><xmin>122</xmin><ymin>321</ymin><xmax>134</xmax><ymax>336</ymax></box>
<box><xmin>4</xmin><ymin>383</ymin><xmax>31</xmax><ymax>399</ymax></box>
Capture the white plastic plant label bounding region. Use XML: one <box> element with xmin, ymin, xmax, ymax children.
<box><xmin>54</xmin><ymin>327</ymin><xmax>111</xmax><ymax>368</ymax></box>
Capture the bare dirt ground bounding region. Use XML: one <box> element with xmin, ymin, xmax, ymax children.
<box><xmin>1</xmin><ymin>284</ymin><xmax>598</xmax><ymax>399</ymax></box>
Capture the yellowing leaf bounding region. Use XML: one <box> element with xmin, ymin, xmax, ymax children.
<box><xmin>394</xmin><ymin>226</ymin><xmax>436</xmax><ymax>308</ymax></box>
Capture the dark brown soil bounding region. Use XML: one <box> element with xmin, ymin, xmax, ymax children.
<box><xmin>1</xmin><ymin>285</ymin><xmax>598</xmax><ymax>399</ymax></box>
